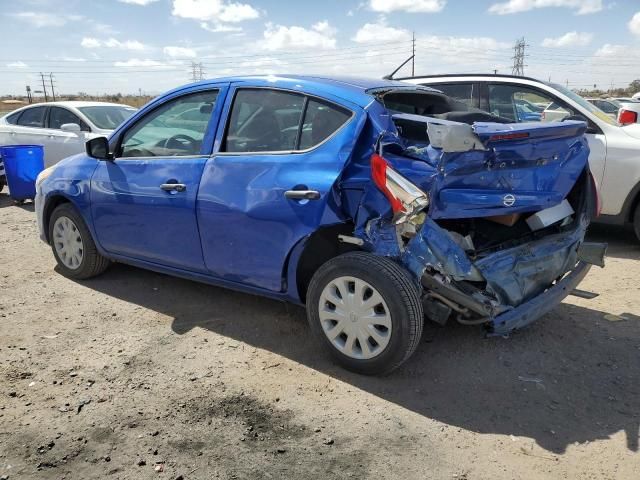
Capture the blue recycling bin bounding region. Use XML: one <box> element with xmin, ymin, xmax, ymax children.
<box><xmin>0</xmin><ymin>145</ymin><xmax>44</xmax><ymax>202</ymax></box>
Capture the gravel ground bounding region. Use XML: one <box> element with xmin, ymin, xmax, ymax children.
<box><xmin>1</xmin><ymin>192</ymin><xmax>639</xmax><ymax>479</ymax></box>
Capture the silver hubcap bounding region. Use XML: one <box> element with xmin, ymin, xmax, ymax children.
<box><xmin>318</xmin><ymin>276</ymin><xmax>392</xmax><ymax>360</ymax></box>
<box><xmin>53</xmin><ymin>216</ymin><xmax>84</xmax><ymax>270</ymax></box>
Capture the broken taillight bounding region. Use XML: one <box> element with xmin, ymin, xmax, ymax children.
<box><xmin>371</xmin><ymin>153</ymin><xmax>429</xmax><ymax>224</ymax></box>
<box><xmin>618</xmin><ymin>109</ymin><xmax>638</xmax><ymax>125</ymax></box>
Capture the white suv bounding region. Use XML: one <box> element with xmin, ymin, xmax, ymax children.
<box><xmin>399</xmin><ymin>74</ymin><xmax>640</xmax><ymax>240</ymax></box>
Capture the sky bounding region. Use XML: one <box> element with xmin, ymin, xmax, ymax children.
<box><xmin>1</xmin><ymin>0</ymin><xmax>640</xmax><ymax>96</ymax></box>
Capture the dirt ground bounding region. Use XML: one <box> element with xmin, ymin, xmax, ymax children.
<box><xmin>1</xmin><ymin>192</ymin><xmax>639</xmax><ymax>480</ymax></box>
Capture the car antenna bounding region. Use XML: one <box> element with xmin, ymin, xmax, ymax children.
<box><xmin>382</xmin><ymin>54</ymin><xmax>415</xmax><ymax>80</ymax></box>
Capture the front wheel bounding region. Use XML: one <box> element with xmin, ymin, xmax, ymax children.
<box><xmin>49</xmin><ymin>203</ymin><xmax>110</xmax><ymax>279</ymax></box>
<box><xmin>306</xmin><ymin>252</ymin><xmax>423</xmax><ymax>375</ymax></box>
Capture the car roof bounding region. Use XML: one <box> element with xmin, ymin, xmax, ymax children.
<box><xmin>164</xmin><ymin>75</ymin><xmax>439</xmax><ymax>108</ymax></box>
<box><xmin>396</xmin><ymin>73</ymin><xmax>545</xmax><ymax>83</ymax></box>
<box><xmin>18</xmin><ymin>101</ymin><xmax>134</xmax><ymax>109</ymax></box>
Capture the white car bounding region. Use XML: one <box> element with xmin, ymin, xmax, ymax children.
<box><xmin>399</xmin><ymin>74</ymin><xmax>640</xmax><ymax>240</ymax></box>
<box><xmin>0</xmin><ymin>101</ymin><xmax>137</xmax><ymax>168</ymax></box>
<box><xmin>586</xmin><ymin>98</ymin><xmax>620</xmax><ymax>120</ymax></box>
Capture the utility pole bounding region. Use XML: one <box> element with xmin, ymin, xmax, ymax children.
<box><xmin>411</xmin><ymin>32</ymin><xmax>415</xmax><ymax>77</ymax></box>
<box><xmin>190</xmin><ymin>62</ymin><xmax>205</xmax><ymax>82</ymax></box>
<box><xmin>190</xmin><ymin>61</ymin><xmax>198</xmax><ymax>82</ymax></box>
<box><xmin>49</xmin><ymin>73</ymin><xmax>56</xmax><ymax>101</ymax></box>
<box><xmin>511</xmin><ymin>37</ymin><xmax>527</xmax><ymax>76</ymax></box>
<box><xmin>40</xmin><ymin>72</ymin><xmax>49</xmax><ymax>102</ymax></box>
<box><xmin>493</xmin><ymin>69</ymin><xmax>498</xmax><ymax>74</ymax></box>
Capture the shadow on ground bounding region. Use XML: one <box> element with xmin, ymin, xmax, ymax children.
<box><xmin>0</xmin><ymin>192</ymin><xmax>35</xmax><ymax>211</ymax></box>
<box><xmin>586</xmin><ymin>224</ymin><xmax>639</xmax><ymax>260</ymax></box>
<box><xmin>74</xmin><ymin>251</ymin><xmax>640</xmax><ymax>455</ymax></box>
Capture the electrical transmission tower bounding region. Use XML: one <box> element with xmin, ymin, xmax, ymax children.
<box><xmin>190</xmin><ymin>61</ymin><xmax>205</xmax><ymax>82</ymax></box>
<box><xmin>511</xmin><ymin>37</ymin><xmax>527</xmax><ymax>76</ymax></box>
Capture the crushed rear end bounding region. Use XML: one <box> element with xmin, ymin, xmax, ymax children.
<box><xmin>346</xmin><ymin>103</ymin><xmax>606</xmax><ymax>335</ymax></box>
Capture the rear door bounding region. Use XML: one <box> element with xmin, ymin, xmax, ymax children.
<box><xmin>10</xmin><ymin>105</ymin><xmax>51</xmax><ymax>151</ymax></box>
<box><xmin>197</xmin><ymin>86</ymin><xmax>361</xmax><ymax>291</ymax></box>
<box><xmin>90</xmin><ymin>86</ymin><xmax>227</xmax><ymax>272</ymax></box>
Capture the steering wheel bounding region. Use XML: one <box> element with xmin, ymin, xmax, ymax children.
<box><xmin>161</xmin><ymin>133</ymin><xmax>198</xmax><ymax>152</ymax></box>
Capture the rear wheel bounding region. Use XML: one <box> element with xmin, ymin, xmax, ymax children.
<box><xmin>306</xmin><ymin>252</ymin><xmax>423</xmax><ymax>375</ymax></box>
<box><xmin>634</xmin><ymin>204</ymin><xmax>640</xmax><ymax>242</ymax></box>
<box><xmin>49</xmin><ymin>203</ymin><xmax>110</xmax><ymax>279</ymax></box>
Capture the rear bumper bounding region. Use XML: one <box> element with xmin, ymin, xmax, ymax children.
<box><xmin>488</xmin><ymin>261</ymin><xmax>591</xmax><ymax>336</ymax></box>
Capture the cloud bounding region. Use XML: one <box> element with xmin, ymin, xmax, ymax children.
<box><xmin>6</xmin><ymin>61</ymin><xmax>28</xmax><ymax>69</ymax></box>
<box><xmin>262</xmin><ymin>21</ymin><xmax>337</xmax><ymax>51</ymax></box>
<box><xmin>114</xmin><ymin>59</ymin><xmax>170</xmax><ymax>68</ymax></box>
<box><xmin>489</xmin><ymin>0</ymin><xmax>603</xmax><ymax>15</ymax></box>
<box><xmin>172</xmin><ymin>0</ymin><xmax>259</xmax><ymax>23</ymax></box>
<box><xmin>353</xmin><ymin>18</ymin><xmax>411</xmax><ymax>43</ymax></box>
<box><xmin>629</xmin><ymin>12</ymin><xmax>640</xmax><ymax>37</ymax></box>
<box><xmin>200</xmin><ymin>22</ymin><xmax>243</xmax><ymax>32</ymax></box>
<box><xmin>9</xmin><ymin>12</ymin><xmax>83</xmax><ymax>27</ymax></box>
<box><xmin>541</xmin><ymin>31</ymin><xmax>593</xmax><ymax>47</ymax></box>
<box><xmin>81</xmin><ymin>37</ymin><xmax>147</xmax><ymax>50</ymax></box>
<box><xmin>118</xmin><ymin>0</ymin><xmax>159</xmax><ymax>4</ymax></box>
<box><xmin>163</xmin><ymin>46</ymin><xmax>197</xmax><ymax>58</ymax></box>
<box><xmin>593</xmin><ymin>43</ymin><xmax>627</xmax><ymax>57</ymax></box>
<box><xmin>369</xmin><ymin>0</ymin><xmax>446</xmax><ymax>13</ymax></box>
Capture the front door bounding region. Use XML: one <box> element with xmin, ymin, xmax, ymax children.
<box><xmin>90</xmin><ymin>87</ymin><xmax>226</xmax><ymax>272</ymax></box>
<box><xmin>45</xmin><ymin>106</ymin><xmax>90</xmax><ymax>165</ymax></box>
<box><xmin>197</xmin><ymin>86</ymin><xmax>361</xmax><ymax>291</ymax></box>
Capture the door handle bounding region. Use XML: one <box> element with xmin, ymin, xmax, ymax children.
<box><xmin>284</xmin><ymin>189</ymin><xmax>320</xmax><ymax>200</ymax></box>
<box><xmin>160</xmin><ymin>183</ymin><xmax>186</xmax><ymax>192</ymax></box>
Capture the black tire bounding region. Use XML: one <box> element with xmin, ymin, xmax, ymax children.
<box><xmin>0</xmin><ymin>179</ymin><xmax>5</xmax><ymax>193</ymax></box>
<box><xmin>306</xmin><ymin>252</ymin><xmax>423</xmax><ymax>375</ymax></box>
<box><xmin>634</xmin><ymin>204</ymin><xmax>640</xmax><ymax>243</ymax></box>
<box><xmin>48</xmin><ymin>203</ymin><xmax>110</xmax><ymax>279</ymax></box>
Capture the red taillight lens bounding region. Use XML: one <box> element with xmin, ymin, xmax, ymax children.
<box><xmin>371</xmin><ymin>153</ymin><xmax>429</xmax><ymax>223</ymax></box>
<box><xmin>618</xmin><ymin>109</ymin><xmax>638</xmax><ymax>125</ymax></box>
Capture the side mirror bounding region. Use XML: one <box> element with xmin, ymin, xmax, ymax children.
<box><xmin>86</xmin><ymin>136</ymin><xmax>113</xmax><ymax>161</ymax></box>
<box><xmin>60</xmin><ymin>123</ymin><xmax>81</xmax><ymax>133</ymax></box>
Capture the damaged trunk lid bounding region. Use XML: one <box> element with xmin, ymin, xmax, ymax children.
<box><xmin>395</xmin><ymin>115</ymin><xmax>590</xmax><ymax>220</ymax></box>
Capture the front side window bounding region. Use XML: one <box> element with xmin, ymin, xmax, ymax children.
<box><xmin>488</xmin><ymin>84</ymin><xmax>573</xmax><ymax>123</ymax></box>
<box><xmin>48</xmin><ymin>107</ymin><xmax>89</xmax><ymax>131</ymax></box>
<box><xmin>119</xmin><ymin>90</ymin><xmax>218</xmax><ymax>158</ymax></box>
<box><xmin>16</xmin><ymin>106</ymin><xmax>46</xmax><ymax>128</ymax></box>
<box><xmin>78</xmin><ymin>105</ymin><xmax>137</xmax><ymax>130</ymax></box>
<box><xmin>224</xmin><ymin>89</ymin><xmax>305</xmax><ymax>153</ymax></box>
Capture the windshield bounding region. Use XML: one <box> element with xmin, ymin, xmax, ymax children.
<box><xmin>546</xmin><ymin>82</ymin><xmax>617</xmax><ymax>126</ymax></box>
<box><xmin>78</xmin><ymin>105</ymin><xmax>137</xmax><ymax>130</ymax></box>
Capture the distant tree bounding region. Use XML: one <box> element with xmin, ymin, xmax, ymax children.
<box><xmin>629</xmin><ymin>80</ymin><xmax>640</xmax><ymax>93</ymax></box>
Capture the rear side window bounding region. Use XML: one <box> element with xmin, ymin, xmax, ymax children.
<box><xmin>48</xmin><ymin>107</ymin><xmax>90</xmax><ymax>131</ymax></box>
<box><xmin>298</xmin><ymin>100</ymin><xmax>350</xmax><ymax>150</ymax></box>
<box><xmin>428</xmin><ymin>83</ymin><xmax>475</xmax><ymax>108</ymax></box>
<box><xmin>224</xmin><ymin>89</ymin><xmax>305</xmax><ymax>153</ymax></box>
<box><xmin>5</xmin><ymin>110</ymin><xmax>22</xmax><ymax>125</ymax></box>
<box><xmin>17</xmin><ymin>106</ymin><xmax>46</xmax><ymax>128</ymax></box>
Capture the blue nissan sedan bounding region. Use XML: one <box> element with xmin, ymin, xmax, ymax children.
<box><xmin>35</xmin><ymin>75</ymin><xmax>605</xmax><ymax>374</ymax></box>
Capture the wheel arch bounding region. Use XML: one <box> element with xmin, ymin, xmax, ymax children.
<box><xmin>42</xmin><ymin>194</ymin><xmax>73</xmax><ymax>243</ymax></box>
<box><xmin>285</xmin><ymin>222</ymin><xmax>361</xmax><ymax>304</ymax></box>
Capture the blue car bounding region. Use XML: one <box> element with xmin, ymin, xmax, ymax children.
<box><xmin>35</xmin><ymin>75</ymin><xmax>605</xmax><ymax>374</ymax></box>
